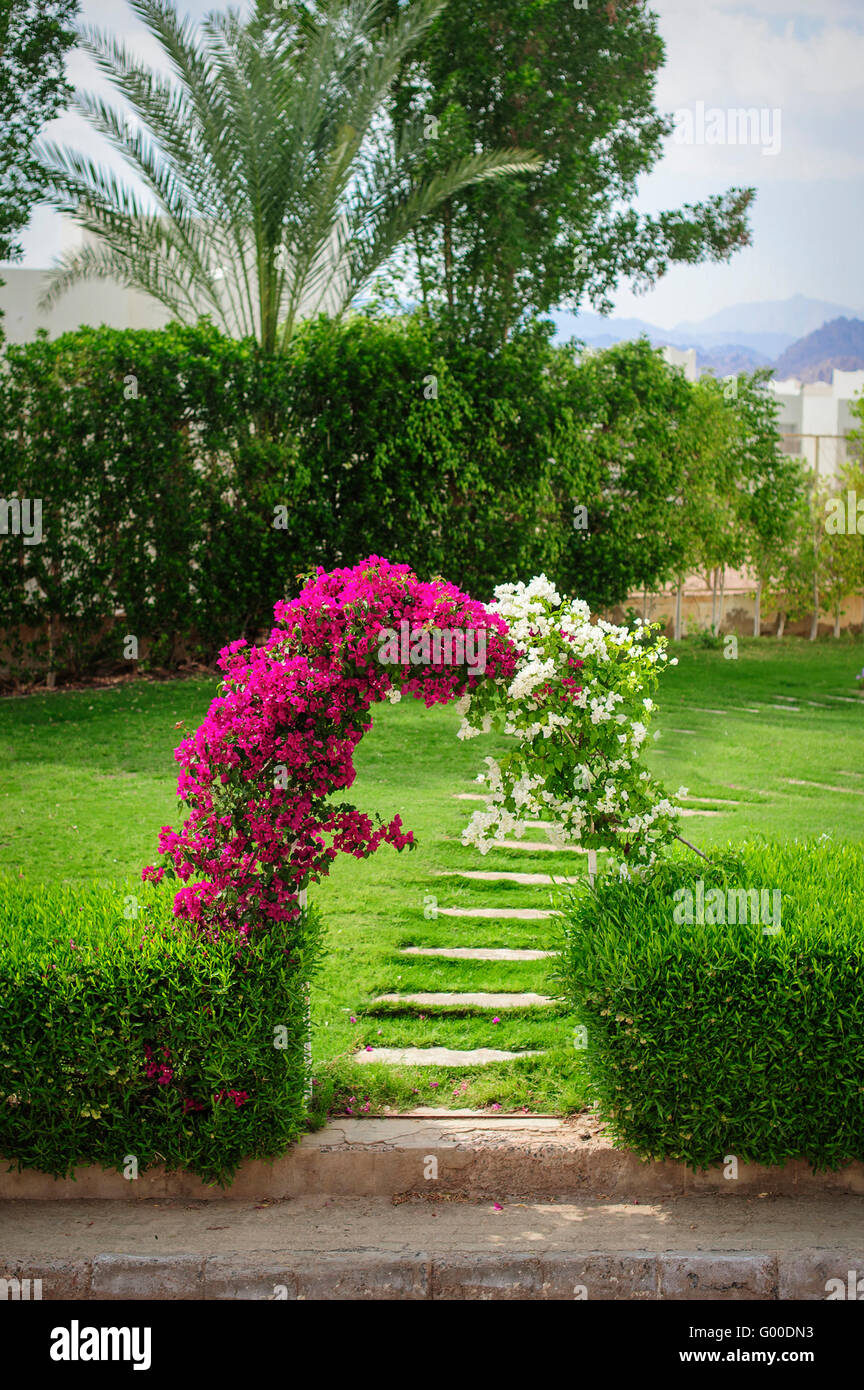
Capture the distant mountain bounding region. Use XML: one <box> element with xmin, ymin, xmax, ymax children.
<box><xmin>673</xmin><ymin>294</ymin><xmax>861</xmax><ymax>341</ymax></box>
<box><xmin>772</xmin><ymin>317</ymin><xmax>864</xmax><ymax>383</ymax></box>
<box><xmin>551</xmin><ymin>308</ymin><xmax>792</xmax><ymax>360</ymax></box>
<box><xmin>550</xmin><ymin>309</ymin><xmax>663</xmax><ymax>345</ymax></box>
<box><xmin>551</xmin><ymin>297</ymin><xmax>864</xmax><ymax>381</ymax></box>
<box><xmin>696</xmin><ymin>345</ymin><xmax>773</xmax><ymax>375</ymax></box>
<box><xmin>555</xmin><ymin>296</ymin><xmax>864</xmax><ymax>366</ymax></box>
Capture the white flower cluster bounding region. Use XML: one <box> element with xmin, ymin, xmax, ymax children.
<box><xmin>458</xmin><ymin>576</ymin><xmax>682</xmax><ymax>870</ymax></box>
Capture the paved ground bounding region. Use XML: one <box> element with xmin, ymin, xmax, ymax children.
<box><xmin>5</xmin><ymin>1119</ymin><xmax>863</xmax><ymax>1299</ymax></box>
<box><xmin>2</xmin><ymin>1193</ymin><xmax>863</xmax><ymax>1299</ymax></box>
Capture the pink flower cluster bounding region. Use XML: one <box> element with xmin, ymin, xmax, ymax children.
<box><xmin>144</xmin><ymin>558</ymin><xmax>515</xmax><ymax>938</ymax></box>
<box><xmin>143</xmin><ymin>1044</ymin><xmax>173</xmax><ymax>1086</ymax></box>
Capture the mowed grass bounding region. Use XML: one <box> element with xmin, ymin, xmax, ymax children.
<box><xmin>1</xmin><ymin>635</ymin><xmax>862</xmax><ymax>1116</ymax></box>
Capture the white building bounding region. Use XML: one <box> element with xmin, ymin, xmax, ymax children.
<box><xmin>661</xmin><ymin>344</ymin><xmax>698</xmax><ymax>381</ymax></box>
<box><xmin>768</xmin><ymin>370</ymin><xmax>864</xmax><ymax>478</ymax></box>
<box><xmin>0</xmin><ymin>267</ymin><xmax>169</xmax><ymax>343</ymax></box>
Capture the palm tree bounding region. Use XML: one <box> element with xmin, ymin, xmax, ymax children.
<box><xmin>36</xmin><ymin>0</ymin><xmax>541</xmax><ymax>354</ymax></box>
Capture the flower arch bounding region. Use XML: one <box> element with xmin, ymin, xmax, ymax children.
<box><xmin>144</xmin><ymin>557</ymin><xmax>684</xmax><ymax>938</ymax></box>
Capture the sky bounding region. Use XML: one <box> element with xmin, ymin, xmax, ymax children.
<box><xmin>12</xmin><ymin>0</ymin><xmax>864</xmax><ymax>330</ymax></box>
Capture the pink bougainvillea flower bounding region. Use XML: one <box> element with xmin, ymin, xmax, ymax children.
<box><xmin>142</xmin><ymin>557</ymin><xmax>516</xmax><ymax>943</ymax></box>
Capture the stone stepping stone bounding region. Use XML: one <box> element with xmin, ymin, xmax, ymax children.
<box><xmin>677</xmin><ymin>808</ymin><xmax>722</xmax><ymax>817</ymax></box>
<box><xmin>372</xmin><ymin>991</ymin><xmax>553</xmax><ymax>1008</ymax></box>
<box><xmin>480</xmin><ymin>840</ymin><xmax>582</xmax><ymax>853</ymax></box>
<box><xmin>437</xmin><ymin>870</ymin><xmax>580</xmax><ymax>885</ymax></box>
<box><xmin>438</xmin><ymin>906</ymin><xmax>554</xmax><ymax>919</ymax></box>
<box><xmin>401</xmin><ymin>946</ymin><xmax>555</xmax><ymax>961</ymax></box>
<box><xmin>784</xmin><ymin>778</ymin><xmax>864</xmax><ymax>795</ymax></box>
<box><xmin>354</xmin><ymin>1047</ymin><xmax>543</xmax><ymax>1065</ymax></box>
<box><xmin>824</xmin><ymin>694</ymin><xmax>863</xmax><ymax>704</ymax></box>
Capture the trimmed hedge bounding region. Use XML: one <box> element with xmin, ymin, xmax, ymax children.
<box><xmin>558</xmin><ymin>841</ymin><xmax>864</xmax><ymax>1170</ymax></box>
<box><xmin>0</xmin><ymin>316</ymin><xmax>726</xmax><ymax>682</ymax></box>
<box><xmin>0</xmin><ymin>315</ymin><xmax>585</xmax><ymax>680</ymax></box>
<box><xmin>0</xmin><ymin>880</ymin><xmax>323</xmax><ymax>1183</ymax></box>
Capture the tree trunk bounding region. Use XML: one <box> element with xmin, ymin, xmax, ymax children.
<box><xmin>642</xmin><ymin>586</ymin><xmax>648</xmax><ymax>622</ymax></box>
<box><xmin>587</xmin><ymin>848</ymin><xmax>597</xmax><ymax>886</ymax></box>
<box><xmin>674</xmin><ymin>581</ymin><xmax>683</xmax><ymax>641</ymax></box>
<box><xmin>834</xmin><ymin>605</ymin><xmax>841</xmax><ymax>638</ymax></box>
<box><xmin>442</xmin><ymin>201</ymin><xmax>454</xmax><ymax>311</ymax></box>
<box><xmin>753</xmin><ymin>579</ymin><xmax>762</xmax><ymax>638</ymax></box>
<box><xmin>711</xmin><ymin>568</ymin><xmax>719</xmax><ymax>630</ymax></box>
<box><xmin>717</xmin><ymin>569</ymin><xmax>726</xmax><ymax>630</ymax></box>
<box><xmin>810</xmin><ymin>517</ymin><xmax>820</xmax><ymax>640</ymax></box>
<box><xmin>47</xmin><ymin>615</ymin><xmax>57</xmax><ymax>690</ymax></box>
<box><xmin>776</xmin><ymin>610</ymin><xmax>786</xmax><ymax>638</ymax></box>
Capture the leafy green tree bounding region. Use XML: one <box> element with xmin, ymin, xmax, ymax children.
<box><xmin>667</xmin><ymin>376</ymin><xmax>735</xmax><ymax>638</ymax></box>
<box><xmin>733</xmin><ymin>375</ymin><xmax>808</xmax><ymax>636</ymax></box>
<box><xmin>0</xmin><ymin>0</ymin><xmax>78</xmax><ymax>262</ymax></box>
<box><xmin>385</xmin><ymin>0</ymin><xmax>754</xmax><ymax>343</ymax></box>
<box><xmin>560</xmin><ymin>338</ymin><xmax>697</xmax><ymax>612</ymax></box>
<box><xmin>845</xmin><ymin>390</ymin><xmax>864</xmax><ymax>465</ymax></box>
<box><xmin>764</xmin><ymin>485</ymin><xmax>818</xmax><ymax>638</ymax></box>
<box><xmin>35</xmin><ymin>0</ymin><xmax>539</xmax><ymax>355</ymax></box>
<box><xmin>677</xmin><ymin>375</ymin><xmax>742</xmax><ymax>633</ymax></box>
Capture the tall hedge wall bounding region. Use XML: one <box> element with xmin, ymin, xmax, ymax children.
<box><xmin>0</xmin><ymin>314</ymin><xmax>693</xmax><ymax>681</ymax></box>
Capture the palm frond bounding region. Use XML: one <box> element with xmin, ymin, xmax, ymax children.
<box><xmin>35</xmin><ymin>0</ymin><xmax>540</xmax><ymax>353</ymax></box>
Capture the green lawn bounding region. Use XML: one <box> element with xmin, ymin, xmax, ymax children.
<box><xmin>2</xmin><ymin>635</ymin><xmax>862</xmax><ymax>1116</ymax></box>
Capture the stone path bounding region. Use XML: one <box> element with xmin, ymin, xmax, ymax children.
<box><xmin>437</xmin><ymin>905</ymin><xmax>554</xmax><ymax>919</ymax></box>
<box><xmin>354</xmin><ymin>1047</ymin><xmax>542</xmax><ymax>1066</ymax></box>
<box><xmin>436</xmin><ymin>869</ymin><xmax>580</xmax><ymax>885</ymax></box>
<box><xmin>373</xmin><ymin>991</ymin><xmax>553</xmax><ymax>1008</ymax></box>
<box><xmin>401</xmin><ymin>946</ymin><xmax>554</xmax><ymax>961</ymax></box>
<box><xmin>355</xmin><ymin>793</ymin><xmax>573</xmax><ymax>1068</ymax></box>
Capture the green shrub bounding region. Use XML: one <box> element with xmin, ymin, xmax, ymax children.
<box><xmin>557</xmin><ymin>840</ymin><xmax>864</xmax><ymax>1169</ymax></box>
<box><xmin>0</xmin><ymin>880</ymin><xmax>324</xmax><ymax>1183</ymax></box>
<box><xmin>0</xmin><ymin>316</ymin><xmax>583</xmax><ymax>680</ymax></box>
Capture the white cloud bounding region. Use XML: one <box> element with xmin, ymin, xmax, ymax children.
<box><xmin>650</xmin><ymin>0</ymin><xmax>864</xmax><ymax>183</ymax></box>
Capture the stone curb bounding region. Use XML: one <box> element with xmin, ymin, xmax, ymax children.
<box><xmin>3</xmin><ymin>1118</ymin><xmax>864</xmax><ymax>1202</ymax></box>
<box><xmin>3</xmin><ymin>1249</ymin><xmax>861</xmax><ymax>1300</ymax></box>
